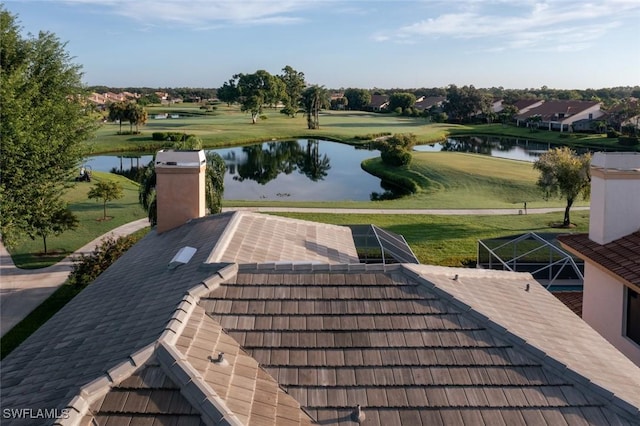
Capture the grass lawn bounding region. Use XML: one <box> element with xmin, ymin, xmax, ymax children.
<box><xmin>9</xmin><ymin>172</ymin><xmax>146</xmax><ymax>268</ymax></box>
<box><xmin>361</xmin><ymin>151</ymin><xmax>589</xmax><ymax>209</ymax></box>
<box><xmin>272</xmin><ymin>211</ymin><xmax>590</xmax><ymax>266</ymax></box>
<box><xmin>88</xmin><ymin>104</ymin><xmax>632</xmax><ymax>155</ymax></box>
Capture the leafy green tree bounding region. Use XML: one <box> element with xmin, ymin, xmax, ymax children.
<box><xmin>217</xmin><ymin>79</ymin><xmax>239</xmax><ymax>106</ymax></box>
<box><xmin>124</xmin><ymin>102</ymin><xmax>147</xmax><ymax>133</ymax></box>
<box><xmin>26</xmin><ymin>189</ymin><xmax>78</xmax><ymax>254</ymax></box>
<box><xmin>344</xmin><ymin>88</ymin><xmax>371</xmax><ymax>111</ymax></box>
<box><xmin>444</xmin><ymin>84</ymin><xmax>493</xmax><ymax>123</ymax></box>
<box><xmin>88</xmin><ymin>180</ymin><xmax>124</xmax><ymax>220</ymax></box>
<box><xmin>205</xmin><ymin>152</ymin><xmax>226</xmax><ymax>214</ymax></box>
<box><xmin>388</xmin><ymin>92</ymin><xmax>416</xmax><ymax>114</ymax></box>
<box><xmin>0</xmin><ymin>8</ymin><xmax>96</xmax><ymax>247</ymax></box>
<box><xmin>533</xmin><ymin>147</ymin><xmax>591</xmax><ymax>227</ymax></box>
<box><xmin>499</xmin><ymin>104</ymin><xmax>519</xmax><ymax>124</ymax></box>
<box><xmin>279</xmin><ymin>65</ymin><xmax>305</xmax><ymax>117</ymax></box>
<box><xmin>301</xmin><ymin>85</ymin><xmax>328</xmax><ymax>129</ymax></box>
<box><xmin>108</xmin><ymin>101</ymin><xmax>127</xmax><ymax>133</ymax></box>
<box><xmin>527</xmin><ymin>114</ymin><xmax>543</xmax><ymax>132</ymax></box>
<box><xmin>232</xmin><ymin>70</ymin><xmax>282</xmax><ymax>123</ymax></box>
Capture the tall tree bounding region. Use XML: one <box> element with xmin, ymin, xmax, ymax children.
<box><xmin>344</xmin><ymin>88</ymin><xmax>371</xmax><ymax>111</ymax></box>
<box><xmin>216</xmin><ymin>79</ymin><xmax>239</xmax><ymax>106</ymax></box>
<box><xmin>388</xmin><ymin>92</ymin><xmax>416</xmax><ymax>114</ymax></box>
<box><xmin>108</xmin><ymin>101</ymin><xmax>127</xmax><ymax>133</ymax></box>
<box><xmin>124</xmin><ymin>102</ymin><xmax>147</xmax><ymax>133</ymax></box>
<box><xmin>0</xmin><ymin>8</ymin><xmax>96</xmax><ymax>247</ymax></box>
<box><xmin>279</xmin><ymin>65</ymin><xmax>305</xmax><ymax>117</ymax></box>
<box><xmin>233</xmin><ymin>70</ymin><xmax>282</xmax><ymax>123</ymax></box>
<box><xmin>302</xmin><ymin>85</ymin><xmax>328</xmax><ymax>129</ymax></box>
<box><xmin>533</xmin><ymin>147</ymin><xmax>591</xmax><ymax>227</ymax></box>
<box><xmin>444</xmin><ymin>84</ymin><xmax>493</xmax><ymax>123</ymax></box>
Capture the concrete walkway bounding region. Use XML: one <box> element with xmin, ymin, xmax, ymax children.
<box><xmin>0</xmin><ymin>206</ymin><xmax>588</xmax><ymax>337</ymax></box>
<box><xmin>0</xmin><ymin>218</ymin><xmax>149</xmax><ymax>337</ymax></box>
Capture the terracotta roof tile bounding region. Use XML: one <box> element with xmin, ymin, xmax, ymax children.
<box><xmin>558</xmin><ymin>231</ymin><xmax>640</xmax><ymax>288</ymax></box>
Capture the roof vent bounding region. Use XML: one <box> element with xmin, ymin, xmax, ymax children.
<box><xmin>351</xmin><ymin>405</ymin><xmax>365</xmax><ymax>423</ymax></box>
<box><xmin>168</xmin><ymin>246</ymin><xmax>197</xmax><ymax>270</ymax></box>
<box><xmin>210</xmin><ymin>352</ymin><xmax>229</xmax><ymax>367</ymax></box>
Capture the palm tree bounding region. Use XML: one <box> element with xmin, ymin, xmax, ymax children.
<box><xmin>301</xmin><ymin>85</ymin><xmax>328</xmax><ymax>129</ymax></box>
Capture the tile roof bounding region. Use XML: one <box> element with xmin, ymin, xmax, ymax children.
<box><xmin>552</xmin><ymin>291</ymin><xmax>583</xmax><ymax>316</ymax></box>
<box><xmin>3</xmin><ymin>212</ymin><xmax>640</xmax><ymax>426</ymax></box>
<box><xmin>558</xmin><ymin>231</ymin><xmax>640</xmax><ymax>289</ymax></box>
<box><xmin>516</xmin><ymin>100</ymin><xmax>600</xmax><ymax>121</ymax></box>
<box><xmin>201</xmin><ymin>264</ymin><xmax>640</xmax><ymax>424</ymax></box>
<box><xmin>207</xmin><ymin>212</ymin><xmax>358</xmax><ymax>265</ymax></box>
<box><xmin>1</xmin><ymin>213</ymin><xmax>235</xmax><ymax>425</ymax></box>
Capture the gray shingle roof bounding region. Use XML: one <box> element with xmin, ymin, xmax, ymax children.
<box><xmin>0</xmin><ymin>212</ymin><xmax>235</xmax><ymax>425</ymax></box>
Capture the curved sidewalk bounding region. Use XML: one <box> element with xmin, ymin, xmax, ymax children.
<box><xmin>0</xmin><ymin>218</ymin><xmax>149</xmax><ymax>337</ymax></box>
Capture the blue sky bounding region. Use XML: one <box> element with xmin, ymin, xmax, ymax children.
<box><xmin>5</xmin><ymin>0</ymin><xmax>640</xmax><ymax>90</ymax></box>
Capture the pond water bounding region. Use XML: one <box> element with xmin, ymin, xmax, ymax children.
<box><xmin>414</xmin><ymin>136</ymin><xmax>593</xmax><ymax>162</ymax></box>
<box><xmin>84</xmin><ymin>136</ymin><xmax>593</xmax><ymax>201</ymax></box>
<box><xmin>84</xmin><ymin>140</ymin><xmax>390</xmax><ymax>201</ymax></box>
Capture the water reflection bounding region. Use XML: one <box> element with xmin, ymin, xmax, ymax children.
<box><xmin>85</xmin><ymin>140</ymin><xmax>397</xmax><ymax>201</ymax></box>
<box><xmin>414</xmin><ymin>136</ymin><xmax>584</xmax><ymax>162</ymax></box>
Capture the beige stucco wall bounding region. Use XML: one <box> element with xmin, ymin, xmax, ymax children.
<box><xmin>582</xmin><ymin>262</ymin><xmax>640</xmax><ymax>366</ymax></box>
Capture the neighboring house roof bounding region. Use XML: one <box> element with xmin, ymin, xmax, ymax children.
<box><xmin>368</xmin><ymin>94</ymin><xmax>389</xmax><ymax>109</ymax></box>
<box><xmin>558</xmin><ymin>231</ymin><xmax>640</xmax><ymax>292</ymax></box>
<box><xmin>552</xmin><ymin>291</ymin><xmax>583</xmax><ymax>316</ymax></box>
<box><xmin>512</xmin><ymin>99</ymin><xmax>543</xmax><ymax>112</ymax></box>
<box><xmin>516</xmin><ymin>100</ymin><xmax>600</xmax><ymax>122</ymax></box>
<box><xmin>2</xmin><ymin>212</ymin><xmax>640</xmax><ymax>425</ymax></box>
<box><xmin>414</xmin><ymin>96</ymin><xmax>445</xmax><ymax>110</ymax></box>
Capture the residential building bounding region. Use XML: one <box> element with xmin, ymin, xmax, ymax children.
<box><xmin>366</xmin><ymin>94</ymin><xmax>389</xmax><ymax>112</ymax></box>
<box><xmin>515</xmin><ymin>100</ymin><xmax>603</xmax><ymax>132</ymax></box>
<box><xmin>413</xmin><ymin>96</ymin><xmax>445</xmax><ymax>111</ymax></box>
<box><xmin>2</xmin><ymin>150</ymin><xmax>640</xmax><ymax>425</ymax></box>
<box><xmin>559</xmin><ymin>152</ymin><xmax>640</xmax><ymax>367</ymax></box>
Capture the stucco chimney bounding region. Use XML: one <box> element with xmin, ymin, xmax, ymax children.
<box><xmin>155</xmin><ymin>149</ymin><xmax>206</xmax><ymax>234</ymax></box>
<box><xmin>589</xmin><ymin>152</ymin><xmax>640</xmax><ymax>244</ymax></box>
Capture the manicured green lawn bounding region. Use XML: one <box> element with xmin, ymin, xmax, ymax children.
<box><xmin>361</xmin><ymin>151</ymin><xmax>588</xmax><ymax>209</ymax></box>
<box><xmin>89</xmin><ymin>103</ymin><xmax>634</xmax><ymax>155</ymax></box>
<box><xmin>9</xmin><ymin>172</ymin><xmax>147</xmax><ymax>268</ymax></box>
<box><xmin>272</xmin><ymin>211</ymin><xmax>590</xmax><ymax>266</ymax></box>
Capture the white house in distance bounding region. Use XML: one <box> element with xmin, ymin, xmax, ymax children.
<box><xmin>559</xmin><ymin>152</ymin><xmax>640</xmax><ymax>366</ymax></box>
<box><xmin>515</xmin><ymin>100</ymin><xmax>604</xmax><ymax>132</ymax></box>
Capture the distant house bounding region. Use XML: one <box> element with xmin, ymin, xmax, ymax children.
<box><xmin>366</xmin><ymin>94</ymin><xmax>389</xmax><ymax>112</ymax></box>
<box><xmin>559</xmin><ymin>152</ymin><xmax>640</xmax><ymax>367</ymax></box>
<box><xmin>605</xmin><ymin>98</ymin><xmax>640</xmax><ymax>131</ymax></box>
<box><xmin>515</xmin><ymin>100</ymin><xmax>603</xmax><ymax>132</ymax></box>
<box><xmin>513</xmin><ymin>99</ymin><xmax>544</xmax><ymax>114</ymax></box>
<box><xmin>2</xmin><ymin>149</ymin><xmax>640</xmax><ymax>425</ymax></box>
<box><xmin>413</xmin><ymin>96</ymin><xmax>445</xmax><ymax>111</ymax></box>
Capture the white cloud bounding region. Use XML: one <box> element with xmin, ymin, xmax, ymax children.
<box><xmin>61</xmin><ymin>0</ymin><xmax>321</xmax><ymax>26</ymax></box>
<box><xmin>383</xmin><ymin>0</ymin><xmax>640</xmax><ymax>51</ymax></box>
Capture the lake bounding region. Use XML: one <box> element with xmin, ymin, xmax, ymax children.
<box><xmin>84</xmin><ymin>140</ymin><xmax>390</xmax><ymax>201</ymax></box>
<box><xmin>84</xmin><ymin>136</ymin><xmax>584</xmax><ymax>201</ymax></box>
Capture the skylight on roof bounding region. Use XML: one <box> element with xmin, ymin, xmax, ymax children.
<box><xmin>168</xmin><ymin>246</ymin><xmax>197</xmax><ymax>270</ymax></box>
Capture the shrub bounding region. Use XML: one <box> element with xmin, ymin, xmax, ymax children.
<box><xmin>152</xmin><ymin>132</ymin><xmax>167</xmax><ymax>141</ymax></box>
<box><xmin>381</xmin><ymin>148</ymin><xmax>412</xmax><ymax>166</ymax></box>
<box><xmin>619</xmin><ymin>136</ymin><xmax>639</xmax><ymax>146</ymax></box>
<box><xmin>68</xmin><ymin>234</ymin><xmax>143</xmax><ymax>287</ymax></box>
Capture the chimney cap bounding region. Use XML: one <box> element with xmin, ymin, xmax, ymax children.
<box><xmin>156</xmin><ymin>149</ymin><xmax>206</xmax><ymax>168</ymax></box>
